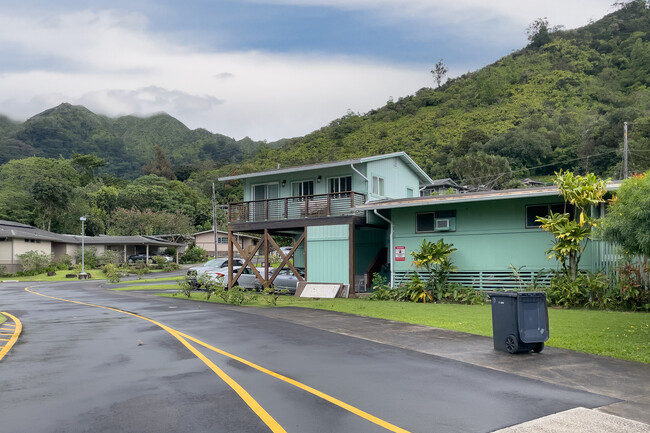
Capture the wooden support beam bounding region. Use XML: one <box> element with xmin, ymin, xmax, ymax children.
<box><xmin>349</xmin><ymin>222</ymin><xmax>356</xmax><ymax>297</ymax></box>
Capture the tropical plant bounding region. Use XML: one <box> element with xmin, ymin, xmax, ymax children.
<box><xmin>410</xmin><ymin>238</ymin><xmax>457</xmax><ymax>300</ymax></box>
<box><xmin>598</xmin><ymin>171</ymin><xmax>650</xmax><ymax>289</ymax></box>
<box><xmin>537</xmin><ymin>170</ymin><xmax>608</xmax><ymax>280</ymax></box>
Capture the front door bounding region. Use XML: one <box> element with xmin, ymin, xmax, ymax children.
<box><xmin>252</xmin><ymin>183</ymin><xmax>279</xmax><ymax>221</ymax></box>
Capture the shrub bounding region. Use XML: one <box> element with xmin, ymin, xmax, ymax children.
<box><xmin>57</xmin><ymin>254</ymin><xmax>73</xmax><ymax>267</ymax></box>
<box><xmin>263</xmin><ymin>287</ymin><xmax>289</xmax><ymax>306</ymax></box>
<box><xmin>405</xmin><ymin>272</ymin><xmax>433</xmax><ymax>303</ymax></box>
<box><xmin>410</xmin><ymin>238</ymin><xmax>457</xmax><ymax>300</ymax></box>
<box><xmin>152</xmin><ymin>256</ymin><xmax>168</xmax><ymax>269</ymax></box>
<box><xmin>177</xmin><ymin>277</ymin><xmax>194</xmax><ymax>298</ymax></box>
<box><xmin>163</xmin><ymin>262</ymin><xmax>181</xmax><ymax>272</ymax></box>
<box><xmin>181</xmin><ymin>246</ymin><xmax>207</xmax><ymax>264</ymax></box>
<box><xmin>103</xmin><ymin>263</ymin><xmax>123</xmax><ymax>283</ymax></box>
<box><xmin>73</xmin><ymin>247</ymin><xmax>99</xmax><ymax>269</ymax></box>
<box><xmin>99</xmin><ymin>250</ymin><xmax>123</xmax><ymax>266</ymax></box>
<box><xmin>17</xmin><ymin>251</ymin><xmax>52</xmax><ymax>275</ymax></box>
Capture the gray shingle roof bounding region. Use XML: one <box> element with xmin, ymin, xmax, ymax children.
<box><xmin>0</xmin><ymin>221</ymin><xmax>182</xmax><ymax>247</ymax></box>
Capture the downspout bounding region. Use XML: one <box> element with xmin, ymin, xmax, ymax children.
<box><xmin>373</xmin><ymin>209</ymin><xmax>394</xmax><ymax>288</ymax></box>
<box><xmin>350</xmin><ymin>163</ymin><xmax>369</xmax><ymax>202</ymax></box>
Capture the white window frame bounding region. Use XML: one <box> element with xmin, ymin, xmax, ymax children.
<box><xmin>372</xmin><ymin>175</ymin><xmax>385</xmax><ymax>196</ymax></box>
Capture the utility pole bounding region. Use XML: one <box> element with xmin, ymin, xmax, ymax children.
<box><xmin>212</xmin><ymin>182</ymin><xmax>217</xmax><ymax>258</ymax></box>
<box><xmin>623</xmin><ymin>122</ymin><xmax>628</xmax><ymax>179</ymax></box>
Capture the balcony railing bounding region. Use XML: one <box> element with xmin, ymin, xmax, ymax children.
<box><xmin>228</xmin><ymin>191</ymin><xmax>366</xmax><ymax>223</ymax></box>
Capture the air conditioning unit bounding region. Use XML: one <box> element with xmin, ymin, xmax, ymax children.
<box><xmin>435</xmin><ymin>218</ymin><xmax>451</xmax><ymax>231</ymax></box>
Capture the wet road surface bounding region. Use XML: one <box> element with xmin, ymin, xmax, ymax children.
<box><xmin>0</xmin><ymin>280</ymin><xmax>619</xmax><ymax>432</ymax></box>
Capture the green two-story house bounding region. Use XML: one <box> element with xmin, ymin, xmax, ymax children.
<box><xmin>220</xmin><ymin>152</ymin><xmax>620</xmax><ymax>294</ymax></box>
<box><xmin>218</xmin><ymin>152</ymin><xmax>433</xmax><ymax>293</ymax></box>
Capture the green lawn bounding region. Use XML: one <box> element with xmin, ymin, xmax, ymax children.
<box><xmin>161</xmin><ymin>293</ymin><xmax>650</xmax><ymax>364</ymax></box>
<box><xmin>110</xmin><ymin>276</ymin><xmax>183</xmax><ymax>284</ymax></box>
<box><xmin>112</xmin><ymin>283</ymin><xmax>180</xmax><ymax>291</ymax></box>
<box><xmin>0</xmin><ymin>313</ymin><xmax>6</xmax><ymax>326</ymax></box>
<box><xmin>5</xmin><ymin>269</ymin><xmax>109</xmax><ymax>282</ymax></box>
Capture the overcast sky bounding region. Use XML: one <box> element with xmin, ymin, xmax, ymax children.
<box><xmin>0</xmin><ymin>0</ymin><xmax>615</xmax><ymax>141</ymax></box>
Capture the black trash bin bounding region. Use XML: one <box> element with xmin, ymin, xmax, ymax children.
<box><xmin>488</xmin><ymin>291</ymin><xmax>549</xmax><ymax>354</ymax></box>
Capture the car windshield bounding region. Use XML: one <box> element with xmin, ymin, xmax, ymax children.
<box><xmin>204</xmin><ymin>259</ymin><xmax>227</xmax><ymax>267</ymax></box>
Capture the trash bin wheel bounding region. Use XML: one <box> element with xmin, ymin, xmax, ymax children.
<box><xmin>505</xmin><ymin>334</ymin><xmax>519</xmax><ymax>354</ymax></box>
<box><xmin>532</xmin><ymin>342</ymin><xmax>544</xmax><ymax>353</ymax></box>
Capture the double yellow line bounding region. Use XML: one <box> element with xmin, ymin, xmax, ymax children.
<box><xmin>24</xmin><ymin>287</ymin><xmax>410</xmax><ymax>433</ymax></box>
<box><xmin>0</xmin><ymin>312</ymin><xmax>22</xmax><ymax>361</ymax></box>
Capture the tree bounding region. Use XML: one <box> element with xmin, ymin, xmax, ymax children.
<box><xmin>598</xmin><ymin>172</ymin><xmax>650</xmax><ymax>288</ymax></box>
<box><xmin>108</xmin><ymin>208</ymin><xmax>195</xmax><ymax>236</ymax></box>
<box><xmin>31</xmin><ymin>176</ymin><xmax>72</xmax><ymax>231</ymax></box>
<box><xmin>143</xmin><ymin>145</ymin><xmax>176</xmax><ymax>180</ymax></box>
<box><xmin>72</xmin><ymin>153</ymin><xmax>105</xmax><ymax>186</ymax></box>
<box><xmin>537</xmin><ymin>170</ymin><xmax>608</xmax><ymax>280</ymax></box>
<box><xmin>449</xmin><ymin>152</ymin><xmax>513</xmax><ymax>190</ymax></box>
<box><xmin>431</xmin><ymin>59</ymin><xmax>448</xmax><ymax>88</ymax></box>
<box><xmin>526</xmin><ymin>18</ymin><xmax>551</xmax><ymax>47</ymax></box>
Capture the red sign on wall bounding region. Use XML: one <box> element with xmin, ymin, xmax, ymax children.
<box><xmin>395</xmin><ymin>246</ymin><xmax>406</xmax><ymax>261</ymax></box>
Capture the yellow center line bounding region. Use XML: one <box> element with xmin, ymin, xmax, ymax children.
<box><xmin>24</xmin><ymin>286</ymin><xmax>411</xmax><ymax>433</ymax></box>
<box><xmin>0</xmin><ymin>312</ymin><xmax>22</xmax><ymax>361</ymax></box>
<box><xmin>24</xmin><ymin>287</ymin><xmax>286</xmax><ymax>433</ymax></box>
<box><xmin>176</xmin><ymin>330</ymin><xmax>411</xmax><ymax>433</ymax></box>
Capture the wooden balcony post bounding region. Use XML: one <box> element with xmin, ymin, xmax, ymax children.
<box><xmin>327</xmin><ymin>193</ymin><xmax>331</xmax><ymax>216</ymax></box>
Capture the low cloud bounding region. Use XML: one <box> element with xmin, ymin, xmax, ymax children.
<box><xmin>0</xmin><ymin>9</ymin><xmax>427</xmax><ymax>140</ymax></box>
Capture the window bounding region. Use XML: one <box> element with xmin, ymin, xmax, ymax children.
<box><xmin>416</xmin><ymin>210</ymin><xmax>456</xmax><ymax>233</ymax></box>
<box><xmin>328</xmin><ymin>176</ymin><xmax>352</xmax><ymax>197</ymax></box>
<box><xmin>525</xmin><ymin>203</ymin><xmax>574</xmax><ymax>228</ymax></box>
<box><xmin>292</xmin><ymin>180</ymin><xmax>314</xmax><ymax>197</ymax></box>
<box><xmin>372</xmin><ymin>176</ymin><xmax>385</xmax><ymax>196</ymax></box>
<box><xmin>217</xmin><ymin>237</ymin><xmax>228</xmax><ymax>244</ymax></box>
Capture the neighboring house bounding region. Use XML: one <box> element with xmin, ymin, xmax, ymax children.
<box><xmin>420</xmin><ymin>178</ymin><xmax>465</xmax><ymax>196</ymax></box>
<box><xmin>218</xmin><ymin>152</ymin><xmax>433</xmax><ymax>293</ymax></box>
<box><xmin>519</xmin><ymin>178</ymin><xmax>547</xmax><ymax>187</ymax></box>
<box><xmin>194</xmin><ymin>229</ymin><xmax>259</xmax><ymax>257</ymax></box>
<box><xmin>0</xmin><ymin>220</ymin><xmax>182</xmax><ymax>273</ymax></box>
<box><xmin>358</xmin><ymin>182</ymin><xmax>621</xmax><ymax>290</ymax></box>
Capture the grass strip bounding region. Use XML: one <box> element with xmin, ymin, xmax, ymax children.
<box><xmin>111</xmin><ymin>276</ymin><xmax>183</xmax><ymax>284</ymax></box>
<box><xmin>8</xmin><ymin>269</ymin><xmax>109</xmax><ymax>282</ymax></box>
<box><xmin>113</xmin><ymin>283</ymin><xmax>180</xmax><ymax>291</ymax></box>
<box><xmin>0</xmin><ymin>313</ymin><xmax>5</xmax><ymax>326</ymax></box>
<box><xmin>159</xmin><ymin>293</ymin><xmax>649</xmax><ymax>364</ymax></box>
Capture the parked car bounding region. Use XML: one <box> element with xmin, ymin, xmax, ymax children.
<box><xmin>233</xmin><ymin>265</ymin><xmax>275</xmax><ymax>290</ymax></box>
<box><xmin>128</xmin><ymin>253</ymin><xmax>173</xmax><ymax>264</ymax></box>
<box><xmin>127</xmin><ymin>253</ymin><xmax>153</xmax><ymax>264</ymax></box>
<box><xmin>272</xmin><ymin>267</ymin><xmax>305</xmax><ymax>293</ymax></box>
<box><xmin>186</xmin><ymin>258</ymin><xmax>245</xmax><ymax>288</ymax></box>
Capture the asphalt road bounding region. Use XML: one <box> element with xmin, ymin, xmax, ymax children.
<box><xmin>0</xmin><ymin>280</ymin><xmax>626</xmax><ymax>433</ymax></box>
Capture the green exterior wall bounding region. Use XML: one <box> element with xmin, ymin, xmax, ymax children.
<box><xmin>389</xmin><ymin>196</ymin><xmax>571</xmax><ymax>274</ymax></box>
<box><xmin>306</xmin><ymin>225</ymin><xmax>350</xmax><ymax>284</ymax></box>
<box><xmin>354</xmin><ymin>227</ymin><xmax>387</xmax><ymax>276</ymax></box>
<box><xmin>366</xmin><ymin>158</ymin><xmax>420</xmax><ymax>200</ymax></box>
<box><xmin>240</xmin><ymin>155</ymin><xmax>423</xmax><ymax>202</ymax></box>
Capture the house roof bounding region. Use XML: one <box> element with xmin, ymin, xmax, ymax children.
<box><xmin>423</xmin><ymin>178</ymin><xmax>461</xmax><ymax>188</ymax></box>
<box><xmin>193</xmin><ymin>229</ymin><xmax>259</xmax><ymax>239</ymax></box>
<box><xmin>0</xmin><ymin>220</ymin><xmax>182</xmax><ymax>246</ymax></box>
<box><xmin>218</xmin><ymin>152</ymin><xmax>434</xmax><ymax>184</ymax></box>
<box><xmin>358</xmin><ymin>181</ymin><xmax>622</xmax><ymax>211</ymax></box>
<box><xmin>0</xmin><ymin>220</ymin><xmax>71</xmax><ymax>242</ymax></box>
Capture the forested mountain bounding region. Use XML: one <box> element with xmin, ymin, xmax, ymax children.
<box><xmin>239</xmin><ymin>1</ymin><xmax>650</xmax><ymax>188</ymax></box>
<box><xmin>0</xmin><ymin>103</ymin><xmax>273</xmax><ymax>179</ymax></box>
